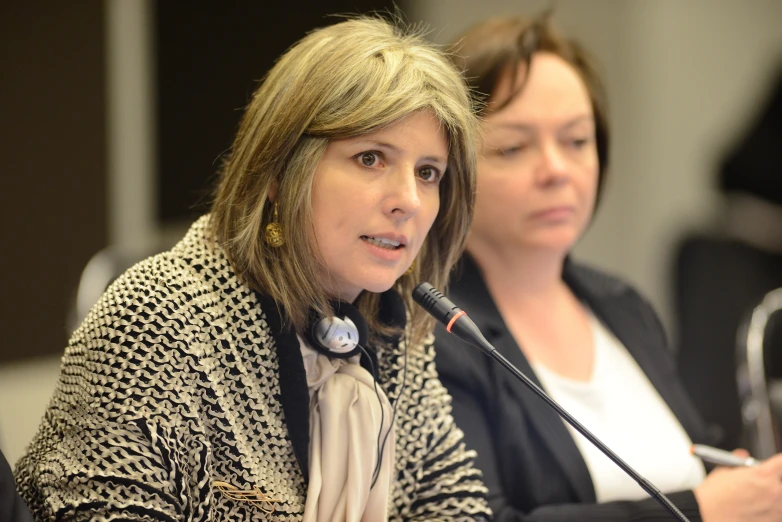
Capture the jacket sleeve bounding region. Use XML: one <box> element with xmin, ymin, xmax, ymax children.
<box><xmin>14</xmin><ymin>285</ymin><xmax>211</xmax><ymax>522</ymax></box>
<box><xmin>436</xmin><ymin>331</ymin><xmax>704</xmax><ymax>522</ymax></box>
<box><xmin>495</xmin><ymin>493</ymin><xmax>702</xmax><ymax>522</ymax></box>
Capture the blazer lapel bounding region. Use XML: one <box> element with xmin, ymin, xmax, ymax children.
<box><xmin>452</xmin><ymin>256</ymin><xmax>597</xmax><ymax>503</ymax></box>
<box><xmin>564</xmin><ymin>263</ymin><xmax>711</xmax><ymax>446</ymax></box>
<box><xmin>492</xmin><ymin>329</ymin><xmax>597</xmax><ymax>503</ymax></box>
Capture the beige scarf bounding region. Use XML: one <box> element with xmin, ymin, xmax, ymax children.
<box><xmin>299</xmin><ymin>338</ymin><xmax>395</xmax><ymax>522</ymax></box>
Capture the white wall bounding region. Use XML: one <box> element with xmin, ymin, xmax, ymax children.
<box><xmin>411</xmin><ymin>0</ymin><xmax>782</xmax><ymax>331</ymax></box>
<box><xmin>0</xmin><ymin>357</ymin><xmax>61</xmax><ymax>464</ymax></box>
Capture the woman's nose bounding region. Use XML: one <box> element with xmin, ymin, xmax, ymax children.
<box><xmin>536</xmin><ymin>142</ymin><xmax>569</xmax><ymax>187</ymax></box>
<box><xmin>388</xmin><ymin>167</ymin><xmax>421</xmax><ymax>217</ymax></box>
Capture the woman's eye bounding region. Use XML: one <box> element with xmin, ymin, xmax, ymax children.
<box><xmin>496</xmin><ymin>145</ymin><xmax>526</xmax><ymax>157</ymax></box>
<box><xmin>567</xmin><ymin>137</ymin><xmax>593</xmax><ymax>149</ymax></box>
<box><xmin>357</xmin><ymin>151</ymin><xmax>380</xmax><ymax>167</ymax></box>
<box><xmin>418</xmin><ymin>166</ymin><xmax>442</xmax><ymax>183</ymax></box>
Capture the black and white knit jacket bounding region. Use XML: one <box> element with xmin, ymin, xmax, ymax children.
<box><xmin>14</xmin><ymin>216</ymin><xmax>491</xmax><ymax>521</ymax></box>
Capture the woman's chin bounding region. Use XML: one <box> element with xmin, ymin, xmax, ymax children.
<box><xmin>361</xmin><ymin>279</ymin><xmax>399</xmax><ymax>295</ymax></box>
<box><xmin>356</xmin><ymin>270</ymin><xmax>406</xmax><ymax>295</ymax></box>
<box><xmin>522</xmin><ymin>236</ymin><xmax>579</xmax><ymax>256</ymax></box>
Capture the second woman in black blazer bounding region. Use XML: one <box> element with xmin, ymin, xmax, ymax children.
<box><xmin>435</xmin><ymin>13</ymin><xmax>782</xmax><ymax>522</ymax></box>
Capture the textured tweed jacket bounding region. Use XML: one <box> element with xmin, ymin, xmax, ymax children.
<box><xmin>15</xmin><ymin>216</ymin><xmax>491</xmax><ymax>521</ymax></box>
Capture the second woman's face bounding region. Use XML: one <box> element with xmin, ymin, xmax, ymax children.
<box><xmin>311</xmin><ymin>110</ymin><xmax>448</xmax><ymax>302</ymax></box>
<box><xmin>473</xmin><ymin>52</ymin><xmax>599</xmax><ymax>256</ymax></box>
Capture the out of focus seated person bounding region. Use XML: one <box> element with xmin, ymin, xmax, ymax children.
<box><xmin>675</xmin><ymin>63</ymin><xmax>782</xmax><ymax>453</ymax></box>
<box><xmin>434</xmin><ymin>13</ymin><xmax>782</xmax><ymax>522</ymax></box>
<box><xmin>1</xmin><ymin>449</ymin><xmax>33</xmax><ymax>522</ymax></box>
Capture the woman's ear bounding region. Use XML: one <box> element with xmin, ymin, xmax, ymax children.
<box><xmin>268</xmin><ymin>180</ymin><xmax>279</xmax><ymax>202</ymax></box>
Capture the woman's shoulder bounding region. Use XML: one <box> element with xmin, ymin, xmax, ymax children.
<box><xmin>565</xmin><ymin>259</ymin><xmax>637</xmax><ymax>296</ymax></box>
<box><xmin>565</xmin><ymin>259</ymin><xmax>657</xmax><ymax>312</ymax></box>
<box><xmin>566</xmin><ymin>259</ymin><xmax>670</xmax><ymax>348</ymax></box>
<box><xmin>74</xmin><ymin>216</ymin><xmax>253</xmax><ymax>339</ymax></box>
<box><xmin>67</xmin><ymin>216</ymin><xmax>275</xmax><ymax>390</ymax></box>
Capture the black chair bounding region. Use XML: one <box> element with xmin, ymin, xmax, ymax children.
<box><xmin>736</xmin><ymin>287</ymin><xmax>782</xmax><ymax>458</ymax></box>
<box><xmin>674</xmin><ymin>234</ymin><xmax>782</xmax><ymax>451</ymax></box>
<box><xmin>0</xmin><ymin>448</ymin><xmax>34</xmax><ymax>522</ymax></box>
<box><xmin>68</xmin><ymin>243</ymin><xmax>172</xmax><ymax>333</ymax></box>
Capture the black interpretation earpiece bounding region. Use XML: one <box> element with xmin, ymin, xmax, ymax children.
<box><xmin>304</xmin><ymin>300</ymin><xmax>368</xmax><ymax>359</ymax></box>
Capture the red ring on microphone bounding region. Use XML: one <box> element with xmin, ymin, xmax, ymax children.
<box><xmin>446</xmin><ymin>310</ymin><xmax>467</xmax><ymax>333</ymax></box>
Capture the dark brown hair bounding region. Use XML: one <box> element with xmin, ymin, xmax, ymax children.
<box><xmin>448</xmin><ymin>13</ymin><xmax>610</xmax><ymax>201</ymax></box>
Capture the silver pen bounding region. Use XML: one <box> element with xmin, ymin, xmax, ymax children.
<box><xmin>690</xmin><ymin>444</ymin><xmax>759</xmax><ymax>467</ymax></box>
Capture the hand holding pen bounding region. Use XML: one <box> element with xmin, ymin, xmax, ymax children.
<box><xmin>692</xmin><ymin>447</ymin><xmax>782</xmax><ymax>522</ymax></box>
<box><xmin>691</xmin><ymin>444</ymin><xmax>759</xmax><ymax>467</ymax></box>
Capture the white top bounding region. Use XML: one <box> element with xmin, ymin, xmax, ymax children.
<box><xmin>532</xmin><ymin>313</ymin><xmax>705</xmax><ymax>503</ymax></box>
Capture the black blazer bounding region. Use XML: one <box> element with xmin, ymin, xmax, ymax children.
<box><xmin>1</xmin><ymin>449</ymin><xmax>33</xmax><ymax>522</ymax></box>
<box><xmin>435</xmin><ymin>256</ymin><xmax>719</xmax><ymax>522</ymax></box>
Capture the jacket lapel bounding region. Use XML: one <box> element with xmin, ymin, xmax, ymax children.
<box><xmin>252</xmin><ymin>288</ymin><xmax>411</xmax><ymax>486</ymax></box>
<box><xmin>452</xmin><ymin>256</ymin><xmax>596</xmax><ymax>503</ymax></box>
<box><xmin>564</xmin><ymin>263</ymin><xmax>711</xmax><ymax>446</ymax></box>
<box><xmin>254</xmin><ymin>291</ymin><xmax>311</xmax><ymax>483</ymax></box>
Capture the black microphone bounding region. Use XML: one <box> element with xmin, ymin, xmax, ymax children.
<box><xmin>413</xmin><ymin>282</ymin><xmax>691</xmax><ymax>522</ymax></box>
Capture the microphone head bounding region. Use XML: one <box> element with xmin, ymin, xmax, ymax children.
<box><xmin>412</xmin><ymin>282</ymin><xmax>494</xmax><ymax>355</ymax></box>
<box><xmin>412</xmin><ymin>282</ymin><xmax>438</xmax><ymax>308</ymax></box>
<box><xmin>412</xmin><ymin>282</ymin><xmax>464</xmax><ymax>325</ymax></box>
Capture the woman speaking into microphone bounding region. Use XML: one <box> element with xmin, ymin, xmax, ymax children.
<box><xmin>14</xmin><ymin>16</ymin><xmax>490</xmax><ymax>521</ymax></box>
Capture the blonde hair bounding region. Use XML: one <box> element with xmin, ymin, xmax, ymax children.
<box><xmin>210</xmin><ymin>16</ymin><xmax>479</xmax><ymax>346</ymax></box>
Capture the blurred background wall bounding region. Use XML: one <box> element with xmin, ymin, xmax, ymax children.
<box><xmin>412</xmin><ymin>0</ymin><xmax>782</xmax><ymax>330</ymax></box>
<box><xmin>1</xmin><ymin>0</ymin><xmax>781</xmax><ymax>464</ymax></box>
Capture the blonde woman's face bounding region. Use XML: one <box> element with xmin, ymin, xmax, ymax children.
<box><xmin>311</xmin><ymin>110</ymin><xmax>448</xmax><ymax>302</ymax></box>
<box><xmin>474</xmin><ymin>52</ymin><xmax>599</xmax><ymax>256</ymax></box>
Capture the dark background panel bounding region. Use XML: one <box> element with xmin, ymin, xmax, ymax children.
<box><xmin>0</xmin><ymin>1</ymin><xmax>406</xmax><ymax>363</ymax></box>
<box><xmin>0</xmin><ymin>1</ymin><xmax>107</xmax><ymax>363</ymax></box>
<box><xmin>156</xmin><ymin>1</ymin><xmax>400</xmax><ymax>223</ymax></box>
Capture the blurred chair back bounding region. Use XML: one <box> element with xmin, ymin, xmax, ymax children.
<box><xmin>737</xmin><ymin>287</ymin><xmax>782</xmax><ymax>459</ymax></box>
<box><xmin>675</xmin><ymin>235</ymin><xmax>782</xmax><ymax>450</ymax></box>
<box><xmin>68</xmin><ymin>245</ymin><xmax>168</xmax><ymax>333</ymax></box>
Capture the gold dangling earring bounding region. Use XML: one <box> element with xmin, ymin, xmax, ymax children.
<box><xmin>404</xmin><ymin>259</ymin><xmax>416</xmax><ymax>276</ymax></box>
<box><xmin>264</xmin><ymin>202</ymin><xmax>284</xmax><ymax>247</ymax></box>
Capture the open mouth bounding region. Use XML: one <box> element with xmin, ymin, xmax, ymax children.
<box><xmin>361</xmin><ymin>236</ymin><xmax>404</xmax><ymax>250</ymax></box>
